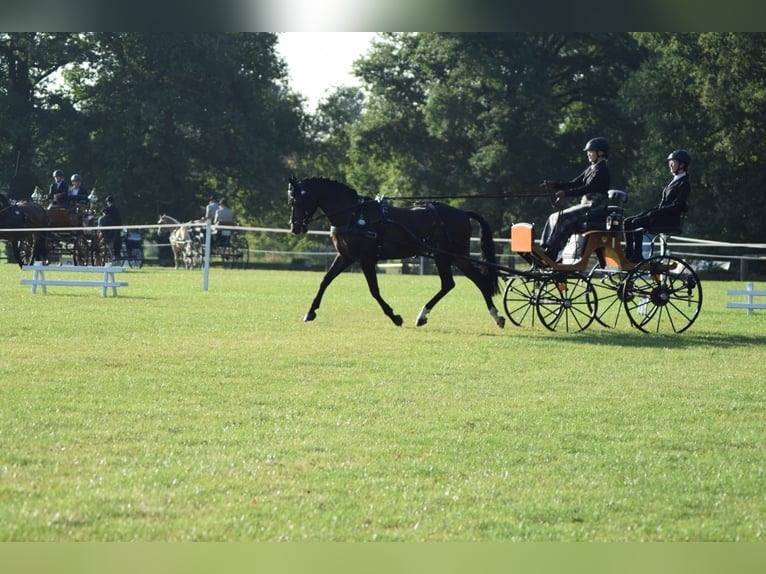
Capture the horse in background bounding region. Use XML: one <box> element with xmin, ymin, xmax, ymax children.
<box><xmin>0</xmin><ymin>193</ymin><xmax>48</xmax><ymax>267</ymax></box>
<box><xmin>157</xmin><ymin>214</ymin><xmax>199</xmax><ymax>269</ymax></box>
<box><xmin>288</xmin><ymin>176</ymin><xmax>505</xmax><ymax>329</ymax></box>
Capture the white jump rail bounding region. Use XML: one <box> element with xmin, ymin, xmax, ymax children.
<box><xmin>21</xmin><ymin>262</ymin><xmax>128</xmax><ymax>297</ymax></box>
<box><xmin>726</xmin><ymin>282</ymin><xmax>766</xmax><ymax>315</ymax></box>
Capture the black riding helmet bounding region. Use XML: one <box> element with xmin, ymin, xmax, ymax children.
<box><xmin>667</xmin><ymin>149</ymin><xmax>691</xmax><ymax>166</ymax></box>
<box><xmin>583</xmin><ymin>137</ymin><xmax>610</xmax><ymax>158</ymax></box>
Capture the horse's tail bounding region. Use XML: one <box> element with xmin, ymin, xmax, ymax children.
<box><xmin>467</xmin><ymin>211</ymin><xmax>501</xmax><ymax>296</ymax></box>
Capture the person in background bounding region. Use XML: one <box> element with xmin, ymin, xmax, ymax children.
<box><xmin>47</xmin><ymin>169</ymin><xmax>68</xmax><ymax>207</ymax></box>
<box><xmin>98</xmin><ymin>195</ymin><xmax>123</xmax><ymax>260</ymax></box>
<box><xmin>203</xmin><ymin>195</ymin><xmax>219</xmax><ymax>221</ymax></box>
<box><xmin>623</xmin><ymin>149</ymin><xmax>691</xmax><ymax>264</ymax></box>
<box><xmin>213</xmin><ymin>198</ymin><xmax>235</xmax><ymax>247</ymax></box>
<box><xmin>540</xmin><ymin>137</ymin><xmax>611</xmax><ymax>262</ymax></box>
<box><xmin>66</xmin><ymin>174</ymin><xmax>89</xmax><ymax>207</ymax></box>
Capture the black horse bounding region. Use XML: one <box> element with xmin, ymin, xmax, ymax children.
<box><xmin>0</xmin><ymin>193</ymin><xmax>48</xmax><ymax>267</ymax></box>
<box><xmin>288</xmin><ymin>176</ymin><xmax>505</xmax><ymax>329</ymax></box>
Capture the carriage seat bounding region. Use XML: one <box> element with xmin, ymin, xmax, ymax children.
<box><xmin>581</xmin><ymin>189</ymin><xmax>628</xmax><ymax>232</ymax></box>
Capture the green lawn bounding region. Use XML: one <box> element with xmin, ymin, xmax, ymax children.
<box><xmin>0</xmin><ymin>265</ymin><xmax>764</xmax><ymax>541</ymax></box>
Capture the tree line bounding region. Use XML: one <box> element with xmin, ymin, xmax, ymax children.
<box><xmin>2</xmin><ymin>32</ymin><xmax>765</xmax><ymax>248</ymax></box>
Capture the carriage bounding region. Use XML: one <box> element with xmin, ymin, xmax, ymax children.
<box><xmin>287</xmin><ymin>177</ymin><xmax>702</xmax><ymax>335</ymax></box>
<box><xmin>158</xmin><ymin>214</ymin><xmax>248</xmax><ymax>270</ymax></box>
<box><xmin>501</xmin><ymin>190</ymin><xmax>702</xmax><ymax>334</ymax></box>
<box><xmin>115</xmin><ymin>228</ymin><xmax>144</xmax><ymax>268</ymax></box>
<box><xmin>42</xmin><ymin>202</ymin><xmax>111</xmax><ymax>266</ymax></box>
<box><xmin>179</xmin><ymin>223</ymin><xmax>249</xmax><ymax>269</ymax></box>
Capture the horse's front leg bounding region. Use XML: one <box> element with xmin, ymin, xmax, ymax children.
<box><xmin>304</xmin><ymin>254</ymin><xmax>354</xmax><ymax>321</ymax></box>
<box><xmin>416</xmin><ymin>256</ymin><xmax>455</xmax><ymax>326</ymax></box>
<box><xmin>360</xmin><ymin>260</ymin><xmax>403</xmax><ymax>326</ymax></box>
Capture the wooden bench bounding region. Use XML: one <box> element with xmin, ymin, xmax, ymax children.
<box><xmin>726</xmin><ymin>282</ymin><xmax>766</xmax><ymax>315</ymax></box>
<box><xmin>21</xmin><ymin>263</ymin><xmax>128</xmax><ymax>297</ymax></box>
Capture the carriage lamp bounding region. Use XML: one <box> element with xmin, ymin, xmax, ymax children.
<box><xmin>88</xmin><ymin>189</ymin><xmax>98</xmax><ymax>207</ymax></box>
<box><xmin>31</xmin><ymin>186</ymin><xmax>42</xmax><ymax>203</ymax></box>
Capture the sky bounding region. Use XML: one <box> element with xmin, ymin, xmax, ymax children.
<box><xmin>276</xmin><ymin>32</ymin><xmax>378</xmax><ymax>112</ymax></box>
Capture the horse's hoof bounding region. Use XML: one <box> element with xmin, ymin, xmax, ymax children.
<box><xmin>304</xmin><ymin>311</ymin><xmax>316</xmax><ymax>322</ymax></box>
<box><xmin>416</xmin><ymin>317</ymin><xmax>427</xmax><ymax>327</ymax></box>
<box><xmin>393</xmin><ymin>315</ymin><xmax>403</xmax><ymax>327</ymax></box>
<box><xmin>497</xmin><ymin>317</ymin><xmax>506</xmax><ymax>329</ymax></box>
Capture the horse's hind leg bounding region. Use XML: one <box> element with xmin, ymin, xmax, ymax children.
<box><xmin>359</xmin><ymin>260</ymin><xmax>403</xmax><ymax>326</ymax></box>
<box><xmin>415</xmin><ymin>256</ymin><xmax>455</xmax><ymax>326</ymax></box>
<box><xmin>304</xmin><ymin>254</ymin><xmax>354</xmax><ymax>322</ymax></box>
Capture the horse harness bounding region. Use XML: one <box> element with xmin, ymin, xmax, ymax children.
<box><xmin>329</xmin><ymin>195</ymin><xmax>448</xmax><ymax>257</ymax></box>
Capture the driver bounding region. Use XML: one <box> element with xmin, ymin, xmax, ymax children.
<box><xmin>540</xmin><ymin>137</ymin><xmax>611</xmax><ymax>262</ymax></box>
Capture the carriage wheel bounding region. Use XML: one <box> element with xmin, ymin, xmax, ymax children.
<box><xmin>535</xmin><ymin>273</ymin><xmax>598</xmax><ymax>332</ymax></box>
<box><xmin>74</xmin><ymin>235</ymin><xmax>90</xmax><ymax>265</ymax></box>
<box><xmin>18</xmin><ymin>240</ymin><xmax>34</xmax><ymax>265</ymax></box>
<box><xmin>128</xmin><ymin>247</ymin><xmax>144</xmax><ymax>268</ymax></box>
<box><xmin>502</xmin><ymin>276</ymin><xmax>540</xmax><ymax>327</ymax></box>
<box><xmin>588</xmin><ymin>267</ymin><xmax>630</xmax><ymax>329</ymax></box>
<box><xmin>227</xmin><ymin>234</ymin><xmax>249</xmax><ymax>269</ymax></box>
<box><xmin>622</xmin><ymin>255</ymin><xmax>703</xmax><ymax>334</ymax></box>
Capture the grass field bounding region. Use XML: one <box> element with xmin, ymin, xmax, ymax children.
<box><xmin>0</xmin><ymin>264</ymin><xmax>764</xmax><ymax>541</ymax></box>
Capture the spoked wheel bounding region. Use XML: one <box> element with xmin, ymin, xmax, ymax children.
<box><xmin>622</xmin><ymin>255</ymin><xmax>702</xmax><ymax>333</ymax></box>
<box><xmin>18</xmin><ymin>240</ymin><xmax>34</xmax><ymax>265</ymax></box>
<box><xmin>535</xmin><ymin>273</ymin><xmax>598</xmax><ymax>332</ymax></box>
<box><xmin>232</xmin><ymin>234</ymin><xmax>249</xmax><ymax>268</ymax></box>
<box><xmin>502</xmin><ymin>276</ymin><xmax>540</xmax><ymax>327</ymax></box>
<box><xmin>128</xmin><ymin>247</ymin><xmax>144</xmax><ymax>268</ymax></box>
<box><xmin>588</xmin><ymin>267</ymin><xmax>630</xmax><ymax>328</ymax></box>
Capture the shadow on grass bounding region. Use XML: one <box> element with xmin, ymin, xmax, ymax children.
<box><xmin>499</xmin><ymin>328</ymin><xmax>766</xmax><ymax>349</ymax></box>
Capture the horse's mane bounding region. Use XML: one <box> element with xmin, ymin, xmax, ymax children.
<box><xmin>301</xmin><ymin>177</ymin><xmax>360</xmax><ymax>198</ymax></box>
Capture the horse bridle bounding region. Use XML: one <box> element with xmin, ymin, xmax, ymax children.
<box><xmin>288</xmin><ymin>181</ymin><xmax>319</xmax><ymax>231</ymax></box>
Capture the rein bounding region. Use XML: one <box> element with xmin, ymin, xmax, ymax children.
<box><xmin>389</xmin><ymin>191</ymin><xmax>552</xmax><ymax>201</ymax></box>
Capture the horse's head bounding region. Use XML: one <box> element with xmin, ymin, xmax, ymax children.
<box><xmin>288</xmin><ymin>177</ymin><xmax>317</xmax><ymax>235</ymax></box>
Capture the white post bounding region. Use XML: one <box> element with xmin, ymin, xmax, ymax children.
<box><xmin>203</xmin><ymin>220</ymin><xmax>212</xmax><ymax>291</ymax></box>
<box><xmin>746</xmin><ymin>281</ymin><xmax>754</xmax><ymax>316</ymax></box>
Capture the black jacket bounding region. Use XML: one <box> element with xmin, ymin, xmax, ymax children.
<box><xmin>554</xmin><ymin>159</ymin><xmax>611</xmax><ymax>201</ymax></box>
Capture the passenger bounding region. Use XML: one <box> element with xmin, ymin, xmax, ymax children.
<box><xmin>213</xmin><ymin>198</ymin><xmax>235</xmax><ymax>247</ymax></box>
<box><xmin>66</xmin><ymin>174</ymin><xmax>90</xmax><ymax>208</ymax></box>
<box><xmin>47</xmin><ymin>169</ymin><xmax>68</xmax><ymax>207</ymax></box>
<box><xmin>623</xmin><ymin>149</ymin><xmax>691</xmax><ymax>264</ymax></box>
<box><xmin>540</xmin><ymin>137</ymin><xmax>611</xmax><ymax>262</ymax></box>
<box><xmin>98</xmin><ymin>195</ymin><xmax>123</xmax><ymax>260</ymax></box>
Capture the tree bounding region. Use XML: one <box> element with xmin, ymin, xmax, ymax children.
<box><xmin>74</xmin><ymin>33</ymin><xmax>304</xmax><ymax>225</ymax></box>
<box><xmin>624</xmin><ymin>33</ymin><xmax>766</xmax><ymax>242</ymax></box>
<box><xmin>0</xmin><ymin>33</ymin><xmax>89</xmax><ymax>197</ymax></box>
<box><xmin>348</xmin><ymin>33</ymin><xmax>644</xmax><ymax>232</ymax></box>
